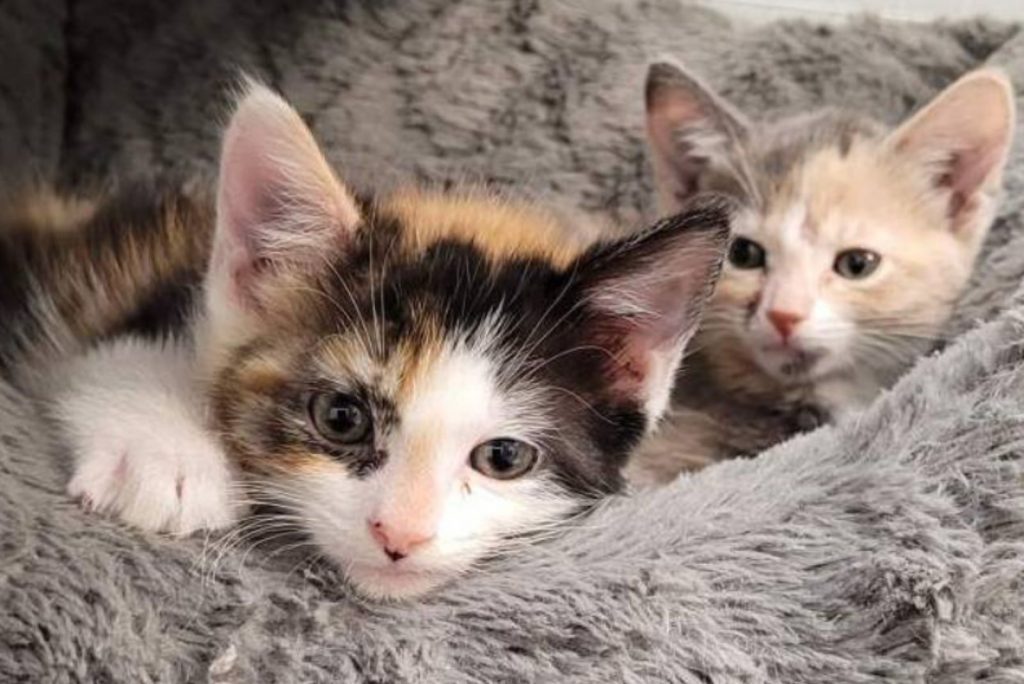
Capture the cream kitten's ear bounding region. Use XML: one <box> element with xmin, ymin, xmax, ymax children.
<box><xmin>645</xmin><ymin>60</ymin><xmax>750</xmax><ymax>214</ymax></box>
<box><xmin>209</xmin><ymin>81</ymin><xmax>361</xmax><ymax>311</ymax></box>
<box><xmin>887</xmin><ymin>69</ymin><xmax>1015</xmax><ymax>236</ymax></box>
<box><xmin>577</xmin><ymin>194</ymin><xmax>731</xmax><ymax>421</ymax></box>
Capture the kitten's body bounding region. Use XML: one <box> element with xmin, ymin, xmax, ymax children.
<box><xmin>1</xmin><ymin>84</ymin><xmax>729</xmax><ymax>598</ymax></box>
<box><xmin>629</xmin><ymin>64</ymin><xmax>1015</xmax><ymax>483</ymax></box>
<box><xmin>0</xmin><ymin>184</ymin><xmax>211</xmax><ymax>371</ymax></box>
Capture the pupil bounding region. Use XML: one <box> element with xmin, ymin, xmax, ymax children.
<box><xmin>732</xmin><ymin>242</ymin><xmax>748</xmax><ymax>263</ymax></box>
<box><xmin>330</xmin><ymin>405</ymin><xmax>356</xmax><ymax>428</ymax></box>
<box><xmin>491</xmin><ymin>442</ymin><xmax>518</xmax><ymax>471</ymax></box>
<box><xmin>729</xmin><ymin>238</ymin><xmax>762</xmax><ymax>268</ymax></box>
<box><xmin>326</xmin><ymin>401</ymin><xmax>364</xmax><ymax>436</ymax></box>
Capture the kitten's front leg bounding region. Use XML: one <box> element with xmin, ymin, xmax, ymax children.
<box><xmin>54</xmin><ymin>338</ymin><xmax>242</xmax><ymax>536</ymax></box>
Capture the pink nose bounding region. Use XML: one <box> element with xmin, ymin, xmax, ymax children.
<box><xmin>767</xmin><ymin>309</ymin><xmax>803</xmax><ymax>342</ymax></box>
<box><xmin>368</xmin><ymin>519</ymin><xmax>435</xmax><ymax>562</ymax></box>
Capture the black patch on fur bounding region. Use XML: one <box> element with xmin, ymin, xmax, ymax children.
<box><xmin>86</xmin><ymin>181</ymin><xmax>207</xmax><ymax>341</ymax></box>
<box><xmin>0</xmin><ymin>231</ymin><xmax>42</xmax><ymax>376</ymax></box>
<box><xmin>110</xmin><ymin>279</ymin><xmax>199</xmax><ymax>340</ymax></box>
<box><xmin>0</xmin><ymin>180</ymin><xmax>209</xmax><ymax>377</ymax></box>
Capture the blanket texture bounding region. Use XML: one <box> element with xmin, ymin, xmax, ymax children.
<box><xmin>3</xmin><ymin>1</ymin><xmax>1024</xmax><ymax>681</ymax></box>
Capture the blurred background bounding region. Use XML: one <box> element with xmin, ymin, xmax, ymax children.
<box><xmin>701</xmin><ymin>0</ymin><xmax>1023</xmax><ymax>23</ymax></box>
<box><xmin>1</xmin><ymin>0</ymin><xmax>1022</xmax><ymax>234</ymax></box>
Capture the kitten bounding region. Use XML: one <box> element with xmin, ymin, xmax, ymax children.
<box><xmin>628</xmin><ymin>61</ymin><xmax>1015</xmax><ymax>483</ymax></box>
<box><xmin>0</xmin><ymin>82</ymin><xmax>729</xmax><ymax>598</ymax></box>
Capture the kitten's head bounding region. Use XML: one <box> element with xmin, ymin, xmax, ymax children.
<box><xmin>200</xmin><ymin>83</ymin><xmax>729</xmax><ymax>598</ymax></box>
<box><xmin>646</xmin><ymin>62</ymin><xmax>1014</xmax><ymax>401</ymax></box>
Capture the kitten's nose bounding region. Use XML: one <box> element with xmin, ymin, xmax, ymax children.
<box><xmin>767</xmin><ymin>309</ymin><xmax>803</xmax><ymax>342</ymax></box>
<box><xmin>368</xmin><ymin>519</ymin><xmax>434</xmax><ymax>562</ymax></box>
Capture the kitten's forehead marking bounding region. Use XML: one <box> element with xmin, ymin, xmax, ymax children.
<box><xmin>384</xmin><ymin>191</ymin><xmax>588</xmax><ymax>269</ymax></box>
<box><xmin>775</xmin><ymin>201</ymin><xmax>810</xmax><ymax>252</ymax></box>
<box><xmin>318</xmin><ymin>317</ymin><xmax>505</xmax><ymax>451</ymax></box>
<box><xmin>749</xmin><ymin>111</ymin><xmax>882</xmax><ymax>207</ymax></box>
<box><xmin>764</xmin><ymin>140</ymin><xmax>892</xmax><ymax>255</ymax></box>
<box><xmin>396</xmin><ymin>339</ymin><xmax>500</xmax><ymax>459</ymax></box>
<box><xmin>236</xmin><ymin>347</ymin><xmax>290</xmax><ymax>396</ymax></box>
<box><xmin>318</xmin><ymin>334</ymin><xmax>381</xmax><ymax>388</ymax></box>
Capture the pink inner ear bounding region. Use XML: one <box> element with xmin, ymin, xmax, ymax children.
<box><xmin>646</xmin><ymin>67</ymin><xmax>748</xmax><ymax>212</ymax></box>
<box><xmin>648</xmin><ymin>90</ymin><xmax>706</xmax><ymax>139</ymax></box>
<box><xmin>891</xmin><ymin>72</ymin><xmax>1013</xmax><ymax>222</ymax></box>
<box><xmin>218</xmin><ymin>116</ymin><xmax>287</xmax><ymax>256</ymax></box>
<box><xmin>944</xmin><ymin>144</ymin><xmax>1005</xmax><ymax>218</ymax></box>
<box><xmin>605</xmin><ymin>329</ymin><xmax>658</xmax><ymax>398</ymax></box>
<box><xmin>597</xmin><ymin>282</ymin><xmax>699</xmax><ymax>399</ymax></box>
<box><xmin>210</xmin><ymin>84</ymin><xmax>362</xmax><ymax>311</ymax></box>
<box><xmin>585</xmin><ymin>220</ymin><xmax>727</xmax><ymax>403</ymax></box>
<box><xmin>215</xmin><ymin>125</ymin><xmax>281</xmax><ymax>305</ymax></box>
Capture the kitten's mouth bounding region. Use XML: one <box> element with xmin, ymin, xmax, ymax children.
<box><xmin>755</xmin><ymin>344</ymin><xmax>826</xmax><ymax>378</ymax></box>
<box><xmin>780</xmin><ymin>350</ymin><xmax>822</xmax><ymax>375</ymax></box>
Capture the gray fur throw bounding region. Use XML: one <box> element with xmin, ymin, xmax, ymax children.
<box><xmin>3</xmin><ymin>1</ymin><xmax>1024</xmax><ymax>681</ymax></box>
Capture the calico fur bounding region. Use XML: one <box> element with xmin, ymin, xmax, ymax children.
<box><xmin>1</xmin><ymin>82</ymin><xmax>730</xmax><ymax>598</ymax></box>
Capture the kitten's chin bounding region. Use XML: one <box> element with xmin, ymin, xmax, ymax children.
<box><xmin>343</xmin><ymin>559</ymin><xmax>455</xmax><ymax>600</ymax></box>
<box><xmin>750</xmin><ymin>344</ymin><xmax>830</xmax><ymax>383</ymax></box>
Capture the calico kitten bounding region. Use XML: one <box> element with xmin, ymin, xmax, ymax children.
<box><xmin>629</xmin><ymin>61</ymin><xmax>1015</xmax><ymax>482</ymax></box>
<box><xmin>1</xmin><ymin>83</ymin><xmax>729</xmax><ymax>598</ymax></box>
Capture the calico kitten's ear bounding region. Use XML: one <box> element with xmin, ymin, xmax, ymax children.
<box><xmin>209</xmin><ymin>80</ymin><xmax>361</xmax><ymax>312</ymax></box>
<box><xmin>645</xmin><ymin>60</ymin><xmax>750</xmax><ymax>214</ymax></box>
<box><xmin>576</xmin><ymin>194</ymin><xmax>731</xmax><ymax>420</ymax></box>
<box><xmin>887</xmin><ymin>69</ymin><xmax>1015</xmax><ymax>237</ymax></box>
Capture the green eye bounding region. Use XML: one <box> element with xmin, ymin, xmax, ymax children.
<box><xmin>469</xmin><ymin>438</ymin><xmax>539</xmax><ymax>480</ymax></box>
<box><xmin>728</xmin><ymin>237</ymin><xmax>766</xmax><ymax>269</ymax></box>
<box><xmin>834</xmin><ymin>249</ymin><xmax>880</xmax><ymax>279</ymax></box>
<box><xmin>309</xmin><ymin>392</ymin><xmax>372</xmax><ymax>444</ymax></box>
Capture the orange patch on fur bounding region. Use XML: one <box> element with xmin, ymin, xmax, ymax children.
<box><xmin>2</xmin><ymin>187</ymin><xmax>98</xmax><ymax>234</ymax></box>
<box><xmin>265</xmin><ymin>447</ymin><xmax>337</xmax><ymax>474</ymax></box>
<box><xmin>392</xmin><ymin>321</ymin><xmax>446</xmax><ymax>405</ymax></box>
<box><xmin>236</xmin><ymin>352</ymin><xmax>289</xmax><ymax>396</ymax></box>
<box><xmin>384</xmin><ymin>189</ymin><xmax>589</xmax><ymax>269</ymax></box>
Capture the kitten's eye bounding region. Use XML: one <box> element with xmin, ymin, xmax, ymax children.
<box><xmin>834</xmin><ymin>249</ymin><xmax>880</xmax><ymax>279</ymax></box>
<box><xmin>728</xmin><ymin>237</ymin><xmax>766</xmax><ymax>269</ymax></box>
<box><xmin>309</xmin><ymin>392</ymin><xmax>372</xmax><ymax>444</ymax></box>
<box><xmin>469</xmin><ymin>438</ymin><xmax>539</xmax><ymax>480</ymax></box>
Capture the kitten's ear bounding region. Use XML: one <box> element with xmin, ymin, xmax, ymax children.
<box><xmin>887</xmin><ymin>69</ymin><xmax>1015</xmax><ymax>236</ymax></box>
<box><xmin>576</xmin><ymin>194</ymin><xmax>731</xmax><ymax>420</ymax></box>
<box><xmin>208</xmin><ymin>81</ymin><xmax>361</xmax><ymax>312</ymax></box>
<box><xmin>645</xmin><ymin>60</ymin><xmax>750</xmax><ymax>214</ymax></box>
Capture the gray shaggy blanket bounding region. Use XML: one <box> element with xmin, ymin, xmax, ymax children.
<box><xmin>3</xmin><ymin>1</ymin><xmax>1024</xmax><ymax>681</ymax></box>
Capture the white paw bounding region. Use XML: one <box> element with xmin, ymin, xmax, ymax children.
<box><xmin>67</xmin><ymin>427</ymin><xmax>239</xmax><ymax>536</ymax></box>
<box><xmin>55</xmin><ymin>339</ymin><xmax>243</xmax><ymax>536</ymax></box>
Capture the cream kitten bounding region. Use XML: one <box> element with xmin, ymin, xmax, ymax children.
<box><xmin>0</xmin><ymin>82</ymin><xmax>729</xmax><ymax>597</ymax></box>
<box><xmin>629</xmin><ymin>61</ymin><xmax>1015</xmax><ymax>483</ymax></box>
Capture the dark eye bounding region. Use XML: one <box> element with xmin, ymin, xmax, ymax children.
<box><xmin>834</xmin><ymin>249</ymin><xmax>880</xmax><ymax>279</ymax></box>
<box><xmin>469</xmin><ymin>438</ymin><xmax>539</xmax><ymax>480</ymax></box>
<box><xmin>728</xmin><ymin>237</ymin><xmax>766</xmax><ymax>269</ymax></box>
<box><xmin>309</xmin><ymin>392</ymin><xmax>372</xmax><ymax>444</ymax></box>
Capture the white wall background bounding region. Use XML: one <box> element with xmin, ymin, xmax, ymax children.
<box><xmin>697</xmin><ymin>0</ymin><xmax>1024</xmax><ymax>24</ymax></box>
